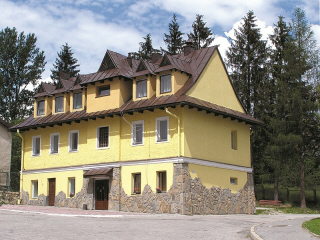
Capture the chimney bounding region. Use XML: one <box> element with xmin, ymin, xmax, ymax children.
<box><xmin>127</xmin><ymin>53</ymin><xmax>133</xmax><ymax>68</ymax></box>
<box><xmin>183</xmin><ymin>39</ymin><xmax>194</xmax><ymax>56</ymax></box>
<box><xmin>151</xmin><ymin>52</ymin><xmax>162</xmax><ymax>63</ymax></box>
<box><xmin>59</xmin><ymin>70</ymin><xmax>71</xmax><ymax>80</ymax></box>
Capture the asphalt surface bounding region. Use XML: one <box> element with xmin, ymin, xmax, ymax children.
<box><xmin>0</xmin><ymin>205</ymin><xmax>319</xmax><ymax>240</ymax></box>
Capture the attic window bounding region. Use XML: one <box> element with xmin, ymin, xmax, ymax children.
<box><xmin>136</xmin><ymin>79</ymin><xmax>147</xmax><ymax>98</ymax></box>
<box><xmin>55</xmin><ymin>96</ymin><xmax>64</xmax><ymax>113</ymax></box>
<box><xmin>73</xmin><ymin>92</ymin><xmax>82</xmax><ymax>109</ymax></box>
<box><xmin>98</xmin><ymin>85</ymin><xmax>110</xmax><ymax>97</ymax></box>
<box><xmin>37</xmin><ymin>100</ymin><xmax>45</xmax><ymax>116</ymax></box>
<box><xmin>160</xmin><ymin>74</ymin><xmax>171</xmax><ymax>93</ymax></box>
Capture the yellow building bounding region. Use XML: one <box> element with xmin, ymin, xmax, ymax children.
<box><xmin>11</xmin><ymin>43</ymin><xmax>260</xmax><ymax>214</ymax></box>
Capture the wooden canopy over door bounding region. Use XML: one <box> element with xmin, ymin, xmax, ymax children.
<box><xmin>95</xmin><ymin>180</ymin><xmax>109</xmax><ymax>210</ymax></box>
<box><xmin>48</xmin><ymin>178</ymin><xmax>55</xmax><ymax>206</ymax></box>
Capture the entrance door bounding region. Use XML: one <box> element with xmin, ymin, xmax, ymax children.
<box><xmin>48</xmin><ymin>178</ymin><xmax>55</xmax><ymax>206</ymax></box>
<box><xmin>95</xmin><ymin>180</ymin><xmax>109</xmax><ymax>210</ymax></box>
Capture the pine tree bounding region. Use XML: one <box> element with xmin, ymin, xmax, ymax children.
<box><xmin>130</xmin><ymin>34</ymin><xmax>160</xmax><ymax>60</ymax></box>
<box><xmin>0</xmin><ymin>27</ymin><xmax>46</xmax><ymax>122</ymax></box>
<box><xmin>50</xmin><ymin>43</ymin><xmax>80</xmax><ymax>83</ymax></box>
<box><xmin>163</xmin><ymin>14</ymin><xmax>184</xmax><ymax>55</ymax></box>
<box><xmin>188</xmin><ymin>15</ymin><xmax>214</xmax><ymax>50</ymax></box>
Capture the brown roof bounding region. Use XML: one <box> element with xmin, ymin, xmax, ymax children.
<box><xmin>0</xmin><ymin>118</ymin><xmax>11</xmax><ymax>128</ymax></box>
<box><xmin>11</xmin><ymin>46</ymin><xmax>261</xmax><ymax>131</ymax></box>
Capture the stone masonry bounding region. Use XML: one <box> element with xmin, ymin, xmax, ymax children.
<box><xmin>109</xmin><ymin>163</ymin><xmax>256</xmax><ymax>215</ymax></box>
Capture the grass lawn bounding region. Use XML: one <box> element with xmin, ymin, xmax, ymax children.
<box><xmin>302</xmin><ymin>218</ymin><xmax>320</xmax><ymax>236</ymax></box>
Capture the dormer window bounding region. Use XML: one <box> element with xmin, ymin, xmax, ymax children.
<box><xmin>136</xmin><ymin>79</ymin><xmax>147</xmax><ymax>98</ymax></box>
<box><xmin>160</xmin><ymin>74</ymin><xmax>171</xmax><ymax>94</ymax></box>
<box><xmin>37</xmin><ymin>100</ymin><xmax>45</xmax><ymax>116</ymax></box>
<box><xmin>55</xmin><ymin>96</ymin><xmax>64</xmax><ymax>113</ymax></box>
<box><xmin>98</xmin><ymin>85</ymin><xmax>110</xmax><ymax>97</ymax></box>
<box><xmin>73</xmin><ymin>92</ymin><xmax>82</xmax><ymax>109</ymax></box>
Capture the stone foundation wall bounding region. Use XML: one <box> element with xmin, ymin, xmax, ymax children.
<box><xmin>0</xmin><ymin>191</ymin><xmax>19</xmax><ymax>205</ymax></box>
<box><xmin>109</xmin><ymin>163</ymin><xmax>255</xmax><ymax>215</ymax></box>
<box><xmin>21</xmin><ymin>178</ymin><xmax>94</xmax><ymax>209</ymax></box>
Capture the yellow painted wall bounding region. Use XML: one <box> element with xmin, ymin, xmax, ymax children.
<box><xmin>188</xmin><ymin>164</ymin><xmax>248</xmax><ymax>193</ymax></box>
<box><xmin>22</xmin><ymin>170</ymin><xmax>83</xmax><ymax>199</ymax></box>
<box><xmin>183</xmin><ymin>108</ymin><xmax>251</xmax><ymax>167</ymax></box>
<box><xmin>187</xmin><ymin>50</ymin><xmax>244</xmax><ymax>113</ymax></box>
<box><xmin>121</xmin><ymin>163</ymin><xmax>173</xmax><ymax>195</ymax></box>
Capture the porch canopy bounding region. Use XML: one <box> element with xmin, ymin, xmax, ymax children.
<box><xmin>83</xmin><ymin>168</ymin><xmax>112</xmax><ymax>178</ymax></box>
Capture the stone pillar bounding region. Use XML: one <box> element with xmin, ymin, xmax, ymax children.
<box><xmin>109</xmin><ymin>167</ymin><xmax>121</xmax><ymax>211</ymax></box>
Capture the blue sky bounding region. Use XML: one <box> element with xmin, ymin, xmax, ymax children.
<box><xmin>1</xmin><ymin>0</ymin><xmax>319</xmax><ymax>83</ymax></box>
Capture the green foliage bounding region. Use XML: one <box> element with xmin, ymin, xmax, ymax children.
<box><xmin>188</xmin><ymin>14</ymin><xmax>214</xmax><ymax>50</ymax></box>
<box><xmin>303</xmin><ymin>218</ymin><xmax>320</xmax><ymax>235</ymax></box>
<box><xmin>130</xmin><ymin>34</ymin><xmax>160</xmax><ymax>60</ymax></box>
<box><xmin>50</xmin><ymin>43</ymin><xmax>80</xmax><ymax>83</ymax></box>
<box><xmin>0</xmin><ymin>27</ymin><xmax>46</xmax><ymax>122</ymax></box>
<box><xmin>163</xmin><ymin>14</ymin><xmax>184</xmax><ymax>55</ymax></box>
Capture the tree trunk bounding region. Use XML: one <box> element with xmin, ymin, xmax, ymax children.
<box><xmin>300</xmin><ymin>154</ymin><xmax>306</xmax><ymax>209</ymax></box>
<box><xmin>274</xmin><ymin>173</ymin><xmax>279</xmax><ymax>201</ymax></box>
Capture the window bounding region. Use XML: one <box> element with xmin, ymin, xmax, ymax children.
<box><xmin>69</xmin><ymin>130</ymin><xmax>79</xmax><ymax>152</ymax></box>
<box><xmin>55</xmin><ymin>96</ymin><xmax>64</xmax><ymax>113</ymax></box>
<box><xmin>37</xmin><ymin>100</ymin><xmax>45</xmax><ymax>116</ymax></box>
<box><xmin>98</xmin><ymin>85</ymin><xmax>110</xmax><ymax>97</ymax></box>
<box><xmin>160</xmin><ymin>74</ymin><xmax>171</xmax><ymax>93</ymax></box>
<box><xmin>230</xmin><ymin>177</ymin><xmax>238</xmax><ymax>185</ymax></box>
<box><xmin>231</xmin><ymin>130</ymin><xmax>237</xmax><ymax>150</ymax></box>
<box><xmin>73</xmin><ymin>92</ymin><xmax>82</xmax><ymax>109</ymax></box>
<box><xmin>32</xmin><ymin>135</ymin><xmax>41</xmax><ymax>156</ymax></box>
<box><xmin>157</xmin><ymin>171</ymin><xmax>167</xmax><ymax>192</ymax></box>
<box><xmin>136</xmin><ymin>79</ymin><xmax>147</xmax><ymax>98</ymax></box>
<box><xmin>132</xmin><ymin>121</ymin><xmax>144</xmax><ymax>145</ymax></box>
<box><xmin>156</xmin><ymin>116</ymin><xmax>169</xmax><ymax>142</ymax></box>
<box><xmin>97</xmin><ymin>126</ymin><xmax>109</xmax><ymax>148</ymax></box>
<box><xmin>50</xmin><ymin>133</ymin><xmax>59</xmax><ymax>154</ymax></box>
<box><xmin>69</xmin><ymin>178</ymin><xmax>75</xmax><ymax>197</ymax></box>
<box><xmin>133</xmin><ymin>173</ymin><xmax>141</xmax><ymax>194</ymax></box>
<box><xmin>32</xmin><ymin>180</ymin><xmax>38</xmax><ymax>198</ymax></box>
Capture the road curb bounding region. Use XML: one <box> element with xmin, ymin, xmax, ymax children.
<box><xmin>250</xmin><ymin>224</ymin><xmax>264</xmax><ymax>240</ymax></box>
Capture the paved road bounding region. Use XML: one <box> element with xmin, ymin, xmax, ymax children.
<box><xmin>0</xmin><ymin>205</ymin><xmax>319</xmax><ymax>240</ymax></box>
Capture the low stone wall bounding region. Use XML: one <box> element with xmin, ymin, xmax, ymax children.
<box><xmin>0</xmin><ymin>191</ymin><xmax>20</xmax><ymax>205</ymax></box>
<box><xmin>109</xmin><ymin>163</ymin><xmax>255</xmax><ymax>215</ymax></box>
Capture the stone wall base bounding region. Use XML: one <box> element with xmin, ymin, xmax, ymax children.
<box><xmin>0</xmin><ymin>191</ymin><xmax>19</xmax><ymax>205</ymax></box>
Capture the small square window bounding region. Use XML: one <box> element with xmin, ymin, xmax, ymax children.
<box><xmin>98</xmin><ymin>85</ymin><xmax>110</xmax><ymax>97</ymax></box>
<box><xmin>160</xmin><ymin>74</ymin><xmax>171</xmax><ymax>93</ymax></box>
<box><xmin>32</xmin><ymin>135</ymin><xmax>41</xmax><ymax>156</ymax></box>
<box><xmin>157</xmin><ymin>171</ymin><xmax>167</xmax><ymax>192</ymax></box>
<box><xmin>69</xmin><ymin>178</ymin><xmax>75</xmax><ymax>197</ymax></box>
<box><xmin>32</xmin><ymin>180</ymin><xmax>38</xmax><ymax>198</ymax></box>
<box><xmin>231</xmin><ymin>130</ymin><xmax>237</xmax><ymax>150</ymax></box>
<box><xmin>69</xmin><ymin>130</ymin><xmax>79</xmax><ymax>152</ymax></box>
<box><xmin>133</xmin><ymin>173</ymin><xmax>141</xmax><ymax>194</ymax></box>
<box><xmin>132</xmin><ymin>121</ymin><xmax>144</xmax><ymax>145</ymax></box>
<box><xmin>230</xmin><ymin>177</ymin><xmax>238</xmax><ymax>185</ymax></box>
<box><xmin>136</xmin><ymin>79</ymin><xmax>147</xmax><ymax>98</ymax></box>
<box><xmin>50</xmin><ymin>133</ymin><xmax>59</xmax><ymax>154</ymax></box>
<box><xmin>37</xmin><ymin>100</ymin><xmax>45</xmax><ymax>116</ymax></box>
<box><xmin>156</xmin><ymin>117</ymin><xmax>169</xmax><ymax>142</ymax></box>
<box><xmin>55</xmin><ymin>96</ymin><xmax>64</xmax><ymax>113</ymax></box>
<box><xmin>73</xmin><ymin>92</ymin><xmax>82</xmax><ymax>109</ymax></box>
<box><xmin>97</xmin><ymin>126</ymin><xmax>109</xmax><ymax>148</ymax></box>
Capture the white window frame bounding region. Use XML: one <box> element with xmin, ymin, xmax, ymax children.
<box><xmin>50</xmin><ymin>133</ymin><xmax>60</xmax><ymax>155</ymax></box>
<box><xmin>96</xmin><ymin>126</ymin><xmax>110</xmax><ymax>149</ymax></box>
<box><xmin>155</xmin><ymin>116</ymin><xmax>169</xmax><ymax>143</ymax></box>
<box><xmin>32</xmin><ymin>180</ymin><xmax>38</xmax><ymax>198</ymax></box>
<box><xmin>136</xmin><ymin>79</ymin><xmax>147</xmax><ymax>98</ymax></box>
<box><xmin>132</xmin><ymin>120</ymin><xmax>144</xmax><ymax>146</ymax></box>
<box><xmin>69</xmin><ymin>130</ymin><xmax>79</xmax><ymax>152</ymax></box>
<box><xmin>32</xmin><ymin>135</ymin><xmax>41</xmax><ymax>156</ymax></box>
<box><xmin>69</xmin><ymin>178</ymin><xmax>75</xmax><ymax>197</ymax></box>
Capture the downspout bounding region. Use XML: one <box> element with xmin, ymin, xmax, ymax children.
<box><xmin>17</xmin><ymin>129</ymin><xmax>24</xmax><ymax>204</ymax></box>
<box><xmin>165</xmin><ymin>108</ymin><xmax>180</xmax><ymax>157</ymax></box>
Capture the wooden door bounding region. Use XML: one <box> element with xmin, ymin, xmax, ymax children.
<box><xmin>95</xmin><ymin>180</ymin><xmax>108</xmax><ymax>210</ymax></box>
<box><xmin>48</xmin><ymin>179</ymin><xmax>55</xmax><ymax>206</ymax></box>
